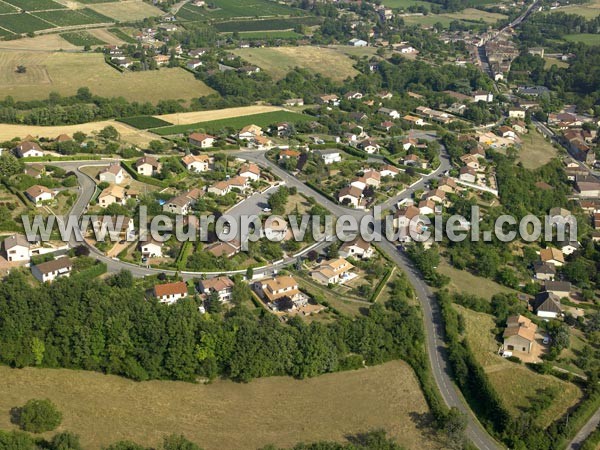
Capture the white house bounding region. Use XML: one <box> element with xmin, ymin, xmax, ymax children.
<box><xmin>98</xmin><ymin>185</ymin><xmax>126</xmax><ymax>208</ymax></box>
<box><xmin>3</xmin><ymin>234</ymin><xmax>30</xmax><ymax>262</ymax></box>
<box><xmin>311</xmin><ymin>258</ymin><xmax>354</xmax><ymax>285</ymax></box>
<box><xmin>472</xmin><ymin>91</ymin><xmax>493</xmax><ymax>102</ymax></box>
<box><xmin>139</xmin><ymin>237</ymin><xmax>163</xmax><ymax>258</ymax></box>
<box><xmin>198</xmin><ymin>276</ymin><xmax>235</xmax><ymax>303</ymax></box>
<box><xmin>31</xmin><ymin>257</ymin><xmax>72</xmax><ymax>283</ymax></box>
<box><xmin>318</xmin><ymin>151</ymin><xmax>342</xmax><ymax>165</ymax></box>
<box><xmin>182</xmin><ymin>154</ymin><xmax>211</xmax><ymax>172</ymax></box>
<box><xmin>533</xmin><ymin>292</ymin><xmax>562</xmax><ymax>319</ymax></box>
<box><xmin>509</xmin><ymin>107</ymin><xmax>526</xmax><ymax>119</ymax></box>
<box><xmin>378</xmin><ymin>107</ymin><xmax>400</xmax><ymax>120</ymax></box>
<box><xmin>153</xmin><ymin>281</ymin><xmax>188</xmax><ymax>305</ymax></box>
<box><xmin>25</xmin><ymin>185</ymin><xmax>55</xmax><ymax>206</ymax></box>
<box><xmin>163</xmin><ymin>188</ymin><xmax>203</xmax><ymax>215</ymax></box>
<box><xmin>339</xmin><ymin>237</ymin><xmax>373</xmax><ymax>259</ymax></box>
<box><xmin>98</xmin><ymin>164</ymin><xmax>125</xmax><ymax>185</ymax></box>
<box><xmin>339</xmin><ymin>186</ymin><xmax>363</xmax><ymax>208</ymax></box>
<box><xmin>380</xmin><ymin>165</ymin><xmax>400</xmax><ymax>178</ymax></box>
<box><xmin>135</xmin><ymin>156</ymin><xmax>161</xmax><ymax>176</ymax></box>
<box><xmin>188</xmin><ymin>133</ymin><xmax>215</xmax><ymax>149</ymax></box>
<box><xmin>238</xmin><ymin>163</ymin><xmax>261</xmax><ymax>181</ymax></box>
<box><xmin>349</xmin><ymin>38</ymin><xmax>368</xmax><ymax>47</ymax></box>
<box><xmin>13</xmin><ymin>141</ymin><xmax>44</xmax><ymax>158</ymax></box>
<box><xmin>186</xmin><ymin>59</ymin><xmax>203</xmax><ymax>70</ymax></box>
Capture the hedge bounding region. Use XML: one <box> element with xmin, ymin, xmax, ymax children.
<box><xmin>120</xmin><ymin>161</ymin><xmax>166</xmax><ymax>188</ymax></box>
<box><xmin>304</xmin><ymin>181</ymin><xmax>336</xmax><ymax>203</ymax></box>
<box><xmin>22</xmin><ymin>155</ymin><xmax>103</xmax><ymax>162</ymax></box>
<box><xmin>72</xmin><ymin>262</ymin><xmax>107</xmax><ymax>279</ymax></box>
<box><xmin>369</xmin><ymin>267</ymin><xmax>393</xmax><ymax>303</ymax></box>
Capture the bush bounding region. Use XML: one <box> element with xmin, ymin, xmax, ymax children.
<box><xmin>16</xmin><ymin>399</ymin><xmax>62</xmax><ymax>433</ymax></box>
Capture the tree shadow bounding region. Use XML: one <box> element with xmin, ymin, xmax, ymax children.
<box><xmin>9</xmin><ymin>406</ymin><xmax>21</xmax><ymax>427</ymax></box>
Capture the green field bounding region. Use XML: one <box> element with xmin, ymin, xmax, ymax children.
<box><xmin>107</xmin><ymin>27</ymin><xmax>136</xmax><ymax>43</ymax></box>
<box><xmin>437</xmin><ymin>259</ymin><xmax>515</xmax><ymax>299</ymax></box>
<box><xmin>118</xmin><ymin>116</ymin><xmax>173</xmax><ymax>130</ymax></box>
<box><xmin>60</xmin><ymin>31</ymin><xmax>106</xmax><ymax>47</ymax></box>
<box><xmin>564</xmin><ymin>33</ymin><xmax>600</xmax><ymax>45</ymax></box>
<box><xmin>0</xmin><ymin>1</ymin><xmax>17</xmax><ymax>14</ymax></box>
<box><xmin>383</xmin><ymin>0</ymin><xmax>435</xmax><ymax>8</ymax></box>
<box><xmin>33</xmin><ymin>8</ymin><xmax>112</xmax><ymax>26</ymax></box>
<box><xmin>518</xmin><ymin>127</ymin><xmax>558</xmax><ymax>169</ymax></box>
<box><xmin>402</xmin><ymin>8</ymin><xmax>507</xmax><ymax>26</ymax></box>
<box><xmin>0</xmin><ymin>362</ymin><xmax>437</xmax><ymax>450</ymax></box>
<box><xmin>214</xmin><ymin>16</ymin><xmax>321</xmax><ymax>32</ymax></box>
<box><xmin>4</xmin><ymin>0</ymin><xmax>66</xmax><ymax>10</ymax></box>
<box><xmin>225</xmin><ymin>30</ymin><xmax>303</xmax><ymax>39</ymax></box>
<box><xmin>0</xmin><ymin>13</ymin><xmax>54</xmax><ymax>33</ymax></box>
<box><xmin>153</xmin><ymin>111</ymin><xmax>311</xmax><ymax>136</ymax></box>
<box><xmin>457</xmin><ymin>305</ymin><xmax>582</xmax><ymax>428</ymax></box>
<box><xmin>177</xmin><ymin>0</ymin><xmax>298</xmax><ymax>20</ymax></box>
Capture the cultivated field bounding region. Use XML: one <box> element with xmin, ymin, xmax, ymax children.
<box><xmin>0</xmin><ymin>120</ymin><xmax>158</xmax><ymax>146</ymax></box>
<box><xmin>518</xmin><ymin>127</ymin><xmax>559</xmax><ymax>169</ymax></box>
<box><xmin>564</xmin><ymin>33</ymin><xmax>600</xmax><ymax>45</ymax></box>
<box><xmin>233</xmin><ymin>46</ymin><xmax>360</xmax><ymax>81</ymax></box>
<box><xmin>0</xmin><ymin>51</ymin><xmax>215</xmax><ymax>102</ymax></box>
<box><xmin>87</xmin><ymin>27</ymin><xmax>127</xmax><ymax>45</ymax></box>
<box><xmin>401</xmin><ymin>8</ymin><xmax>507</xmax><ymax>26</ymax></box>
<box><xmin>0</xmin><ymin>361</ymin><xmax>438</xmax><ymax>450</ymax></box>
<box><xmin>456</xmin><ymin>305</ymin><xmax>582</xmax><ymax>428</ymax></box>
<box><xmin>157</xmin><ymin>105</ymin><xmax>285</xmax><ymax>126</ymax></box>
<box><xmin>176</xmin><ymin>0</ymin><xmax>297</xmax><ymax>21</ymax></box>
<box><xmin>86</xmin><ymin>0</ymin><xmax>164</xmax><ymax>21</ymax></box>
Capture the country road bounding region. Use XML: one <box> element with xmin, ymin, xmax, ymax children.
<box><xmin>41</xmin><ymin>144</ymin><xmax>503</xmax><ymax>449</ymax></box>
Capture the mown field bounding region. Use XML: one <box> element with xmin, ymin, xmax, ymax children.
<box><xmin>0</xmin><ymin>362</ymin><xmax>438</xmax><ymax>450</ymax></box>
<box><xmin>549</xmin><ymin>0</ymin><xmax>600</xmax><ymax>19</ymax></box>
<box><xmin>564</xmin><ymin>33</ymin><xmax>600</xmax><ymax>45</ymax></box>
<box><xmin>0</xmin><ymin>51</ymin><xmax>215</xmax><ymax>103</ymax></box>
<box><xmin>401</xmin><ymin>8</ymin><xmax>507</xmax><ymax>26</ymax></box>
<box><xmin>153</xmin><ymin>110</ymin><xmax>311</xmax><ymax>135</ymax></box>
<box><xmin>456</xmin><ymin>305</ymin><xmax>582</xmax><ymax>428</ymax></box>
<box><xmin>233</xmin><ymin>46</ymin><xmax>360</xmax><ymax>81</ymax></box>
<box><xmin>437</xmin><ymin>259</ymin><xmax>515</xmax><ymax>299</ymax></box>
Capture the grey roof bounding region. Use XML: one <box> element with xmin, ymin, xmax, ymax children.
<box><xmin>3</xmin><ymin>234</ymin><xmax>30</xmax><ymax>250</ymax></box>
<box><xmin>34</xmin><ymin>257</ymin><xmax>72</xmax><ymax>275</ymax></box>
<box><xmin>533</xmin><ymin>291</ymin><xmax>562</xmax><ymax>314</ymax></box>
<box><xmin>533</xmin><ymin>261</ymin><xmax>556</xmax><ymax>275</ymax></box>
<box><xmin>543</xmin><ymin>281</ymin><xmax>571</xmax><ymax>293</ymax></box>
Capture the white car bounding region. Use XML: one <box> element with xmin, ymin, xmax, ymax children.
<box><xmin>263</xmin><ymin>207</ymin><xmax>272</xmax><ymax>213</ymax></box>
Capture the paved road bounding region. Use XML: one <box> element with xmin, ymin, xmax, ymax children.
<box><xmin>43</xmin><ymin>149</ymin><xmax>502</xmax><ymax>449</ymax></box>
<box><xmin>568</xmin><ymin>406</ymin><xmax>600</xmax><ymax>449</ymax></box>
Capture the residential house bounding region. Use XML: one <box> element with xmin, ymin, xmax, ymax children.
<box><xmin>557</xmin><ymin>240</ymin><xmax>580</xmax><ymax>256</ymax></box>
<box><xmin>205</xmin><ymin>241</ymin><xmax>240</xmax><ymax>258</ymax></box>
<box><xmin>403</xmin><ymin>115</ymin><xmax>425</xmax><ymax>126</ymax></box>
<box><xmin>380</xmin><ymin>165</ymin><xmax>400</xmax><ymax>178</ymax></box>
<box><xmin>378</xmin><ymin>107</ymin><xmax>400</xmax><ymax>120</ymax></box>
<box><xmin>139</xmin><ymin>237</ymin><xmax>163</xmax><ymax>258</ymax></box>
<box><xmin>2</xmin><ymin>234</ymin><xmax>30</xmax><ymax>262</ymax></box>
<box><xmin>503</xmin><ymin>315</ymin><xmax>537</xmax><ymax>354</ymax></box>
<box><xmin>153</xmin><ymin>281</ymin><xmax>188</xmax><ymax>305</ymax></box>
<box><xmin>227</xmin><ymin>175</ymin><xmax>249</xmax><ymax>192</ymax></box>
<box><xmin>339</xmin><ymin>237</ymin><xmax>373</xmax><ymax>259</ymax></box>
<box><xmin>238</xmin><ymin>124</ymin><xmax>262</xmax><ymax>140</ymax></box>
<box><xmin>186</xmin><ymin>59</ymin><xmax>203</xmax><ymax>70</ymax></box>
<box><xmin>349</xmin><ymin>38</ymin><xmax>368</xmax><ymax>47</ymax></box>
<box><xmin>13</xmin><ymin>141</ymin><xmax>44</xmax><ymax>158</ymax></box>
<box><xmin>208</xmin><ymin>180</ymin><xmax>231</xmax><ymax>197</ymax></box>
<box><xmin>359</xmin><ymin>139</ymin><xmax>380</xmax><ymax>154</ymax></box>
<box><xmin>318</xmin><ymin>151</ymin><xmax>342</xmax><ymax>165</ymax></box>
<box><xmin>380</xmin><ymin>121</ymin><xmax>394</xmax><ymax>131</ymax></box>
<box><xmin>284</xmin><ymin>98</ymin><xmax>304</xmax><ymax>106</ymax></box>
<box><xmin>252</xmin><ymin>135</ymin><xmax>273</xmax><ymax>150</ymax></box>
<box><xmin>25</xmin><ymin>185</ymin><xmax>55</xmax><ymax>205</ymax></box>
<box><xmin>263</xmin><ymin>216</ymin><xmax>288</xmax><ymax>241</ymax></box>
<box><xmin>418</xmin><ymin>199</ymin><xmax>436</xmax><ymax>215</ymax></box>
<box><xmin>153</xmin><ymin>54</ymin><xmax>170</xmax><ymax>66</ymax></box>
<box><xmin>350</xmin><ymin>177</ymin><xmax>367</xmax><ymax>191</ymax></box>
<box><xmin>576</xmin><ymin>175</ymin><xmax>600</xmax><ymax>197</ymax></box>
<box><xmin>182</xmin><ymin>154</ymin><xmax>211</xmax><ymax>172</ymax></box>
<box><xmin>317</xmin><ymin>94</ymin><xmax>340</xmax><ymax>106</ymax></box>
<box><xmin>498</xmin><ymin>126</ymin><xmax>516</xmax><ymax>139</ymax></box>
<box><xmin>425</xmin><ymin>189</ymin><xmax>446</xmax><ymax>204</ymax></box>
<box><xmin>438</xmin><ymin>177</ymin><xmax>459</xmax><ymax>194</ymax></box>
<box><xmin>188</xmin><ymin>133</ymin><xmax>215</xmax><ymax>148</ymax></box>
<box><xmin>163</xmin><ymin>188</ymin><xmax>203</xmax><ymax>215</ymax></box>
<box><xmin>543</xmin><ymin>281</ymin><xmax>571</xmax><ymax>299</ymax></box>
<box><xmin>198</xmin><ymin>276</ymin><xmax>235</xmax><ymax>303</ymax></box>
<box><xmin>311</xmin><ymin>258</ymin><xmax>354</xmax><ymax>284</ymax></box>
<box><xmin>533</xmin><ymin>261</ymin><xmax>556</xmax><ymax>281</ymax></box>
<box><xmin>238</xmin><ymin>163</ymin><xmax>261</xmax><ymax>181</ymax></box>
<box><xmin>259</xmin><ymin>275</ymin><xmax>307</xmax><ymax>310</ymax></box>
<box><xmin>394</xmin><ymin>205</ymin><xmax>422</xmax><ymax>241</ymax></box>
<box><xmin>31</xmin><ymin>257</ymin><xmax>72</xmax><ymax>283</ymax></box>
<box><xmin>508</xmin><ymin>107</ymin><xmax>526</xmax><ymax>119</ymax></box>
<box><xmin>533</xmin><ymin>291</ymin><xmax>562</xmax><ymax>319</ymax></box>
<box><xmin>460</xmin><ymin>154</ymin><xmax>481</xmax><ymax>170</ymax></box>
<box><xmin>93</xmin><ymin>216</ymin><xmax>135</xmax><ymax>241</ymax></box>
<box><xmin>363</xmin><ymin>170</ymin><xmax>381</xmax><ymax>188</ymax></box>
<box><xmin>403</xmin><ymin>154</ymin><xmax>425</xmax><ymax>168</ymax></box>
<box><xmin>98</xmin><ymin>185</ymin><xmax>126</xmax><ymax>207</ymax></box>
<box><xmin>24</xmin><ymin>163</ymin><xmax>44</xmax><ymax>179</ymax></box>
<box><xmin>98</xmin><ymin>164</ymin><xmax>125</xmax><ymax>185</ymax></box>
<box><xmin>135</xmin><ymin>156</ymin><xmax>161</xmax><ymax>176</ymax></box>
<box><xmin>472</xmin><ymin>91</ymin><xmax>493</xmax><ymax>102</ymax></box>
<box><xmin>338</xmin><ymin>186</ymin><xmax>364</xmax><ymax>208</ymax></box>
<box><xmin>459</xmin><ymin>166</ymin><xmax>477</xmax><ymax>183</ymax></box>
<box><xmin>540</xmin><ymin>247</ymin><xmax>565</xmax><ymax>267</ymax></box>
<box><xmin>512</xmin><ymin>121</ymin><xmax>528</xmax><ymax>134</ymax></box>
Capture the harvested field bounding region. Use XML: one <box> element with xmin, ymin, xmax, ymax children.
<box><xmin>86</xmin><ymin>0</ymin><xmax>164</xmax><ymax>21</ymax></box>
<box><xmin>157</xmin><ymin>105</ymin><xmax>284</xmax><ymax>125</ymax></box>
<box><xmin>0</xmin><ymin>34</ymin><xmax>78</xmax><ymax>51</ymax></box>
<box><xmin>87</xmin><ymin>27</ymin><xmax>126</xmax><ymax>45</ymax></box>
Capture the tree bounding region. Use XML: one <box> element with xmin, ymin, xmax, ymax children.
<box><xmin>99</xmin><ymin>125</ymin><xmax>120</xmax><ymax>142</ymax></box>
<box><xmin>16</xmin><ymin>65</ymin><xmax>26</xmax><ymax>74</ymax></box>
<box><xmin>49</xmin><ymin>432</ymin><xmax>83</xmax><ymax>450</ymax></box>
<box><xmin>162</xmin><ymin>434</ymin><xmax>202</xmax><ymax>450</ymax></box>
<box><xmin>17</xmin><ymin>399</ymin><xmax>62</xmax><ymax>433</ymax></box>
<box><xmin>0</xmin><ymin>154</ymin><xmax>23</xmax><ymax>178</ymax></box>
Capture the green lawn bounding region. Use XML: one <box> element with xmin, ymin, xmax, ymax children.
<box><xmin>152</xmin><ymin>111</ymin><xmax>312</xmax><ymax>136</ymax></box>
<box><xmin>564</xmin><ymin>33</ymin><xmax>600</xmax><ymax>45</ymax></box>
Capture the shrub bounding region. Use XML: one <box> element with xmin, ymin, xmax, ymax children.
<box><xmin>16</xmin><ymin>399</ymin><xmax>62</xmax><ymax>433</ymax></box>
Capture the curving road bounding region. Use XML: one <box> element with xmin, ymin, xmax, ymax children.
<box><xmin>44</xmin><ymin>147</ymin><xmax>502</xmax><ymax>449</ymax></box>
